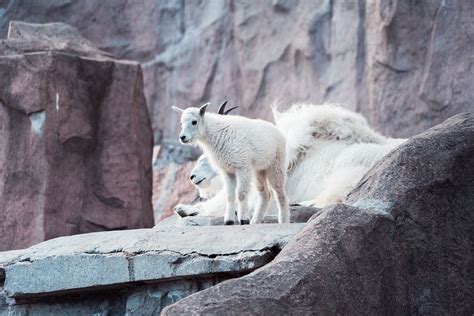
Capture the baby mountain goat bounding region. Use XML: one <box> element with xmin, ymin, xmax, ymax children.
<box><xmin>172</xmin><ymin>102</ymin><xmax>290</xmax><ymax>225</ymax></box>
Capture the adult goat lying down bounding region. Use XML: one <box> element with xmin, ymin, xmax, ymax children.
<box><xmin>174</xmin><ymin>103</ymin><xmax>406</xmax><ymax>218</ymax></box>
<box><xmin>172</xmin><ymin>102</ymin><xmax>290</xmax><ymax>225</ymax></box>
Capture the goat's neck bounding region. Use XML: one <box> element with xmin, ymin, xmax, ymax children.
<box><xmin>197</xmin><ymin>115</ymin><xmax>231</xmax><ymax>153</ymax></box>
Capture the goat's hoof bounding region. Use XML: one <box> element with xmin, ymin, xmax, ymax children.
<box><xmin>224</xmin><ymin>220</ymin><xmax>235</xmax><ymax>226</ymax></box>
<box><xmin>240</xmin><ymin>219</ymin><xmax>250</xmax><ymax>225</ymax></box>
<box><xmin>250</xmin><ymin>218</ymin><xmax>262</xmax><ymax>225</ymax></box>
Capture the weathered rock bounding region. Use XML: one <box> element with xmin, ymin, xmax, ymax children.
<box><xmin>1</xmin><ymin>1</ymin><xmax>472</xmax><ymax>139</ymax></box>
<box><xmin>0</xmin><ymin>278</ymin><xmax>228</xmax><ymax>316</ymax></box>
<box><xmin>0</xmin><ymin>250</ymin><xmax>22</xmax><ymax>281</ymax></box>
<box><xmin>0</xmin><ymin>21</ymin><xmax>154</xmax><ymax>251</ymax></box>
<box><xmin>0</xmin><ymin>223</ymin><xmax>302</xmax><ymax>314</ymax></box>
<box><xmin>3</xmin><ymin>21</ymin><xmax>111</xmax><ymax>58</ymax></box>
<box><xmin>1</xmin><ymin>223</ymin><xmax>302</xmax><ymax>298</ymax></box>
<box><xmin>163</xmin><ymin>114</ymin><xmax>474</xmax><ymax>315</ymax></box>
<box><xmin>364</xmin><ymin>0</ymin><xmax>474</xmax><ymax>136</ymax></box>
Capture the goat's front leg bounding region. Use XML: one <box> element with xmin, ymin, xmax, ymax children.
<box><xmin>235</xmin><ymin>169</ymin><xmax>252</xmax><ymax>225</ymax></box>
<box><xmin>222</xmin><ymin>172</ymin><xmax>237</xmax><ymax>225</ymax></box>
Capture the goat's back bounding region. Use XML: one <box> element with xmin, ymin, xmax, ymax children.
<box><xmin>203</xmin><ymin>114</ymin><xmax>286</xmax><ymax>171</ymax></box>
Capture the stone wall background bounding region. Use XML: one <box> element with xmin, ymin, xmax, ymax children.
<box><xmin>0</xmin><ymin>21</ymin><xmax>154</xmax><ymax>251</ymax></box>
<box><xmin>1</xmin><ymin>0</ymin><xmax>472</xmax><ymax>140</ymax></box>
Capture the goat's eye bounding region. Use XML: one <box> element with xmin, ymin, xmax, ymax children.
<box><xmin>192</xmin><ymin>120</ymin><xmax>197</xmax><ymax>125</ymax></box>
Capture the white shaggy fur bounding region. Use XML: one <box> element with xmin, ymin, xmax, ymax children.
<box><xmin>174</xmin><ymin>103</ymin><xmax>406</xmax><ymax>218</ymax></box>
<box><xmin>172</xmin><ymin>103</ymin><xmax>290</xmax><ymax>224</ymax></box>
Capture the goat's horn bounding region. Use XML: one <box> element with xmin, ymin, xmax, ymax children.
<box><xmin>224</xmin><ymin>106</ymin><xmax>238</xmax><ymax>115</ymax></box>
<box><xmin>217</xmin><ymin>100</ymin><xmax>228</xmax><ymax>115</ymax></box>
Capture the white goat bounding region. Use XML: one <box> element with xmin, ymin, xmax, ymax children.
<box><xmin>174</xmin><ymin>103</ymin><xmax>406</xmax><ymax>218</ymax></box>
<box><xmin>172</xmin><ymin>102</ymin><xmax>290</xmax><ymax>225</ymax></box>
<box><xmin>189</xmin><ymin>154</ymin><xmax>223</xmax><ymax>200</ymax></box>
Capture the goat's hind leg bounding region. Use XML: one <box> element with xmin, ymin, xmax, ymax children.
<box><xmin>222</xmin><ymin>172</ymin><xmax>237</xmax><ymax>225</ymax></box>
<box><xmin>267</xmin><ymin>160</ymin><xmax>290</xmax><ymax>224</ymax></box>
<box><xmin>250</xmin><ymin>170</ymin><xmax>271</xmax><ymax>224</ymax></box>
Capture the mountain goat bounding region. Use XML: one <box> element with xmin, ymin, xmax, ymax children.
<box><xmin>174</xmin><ymin>103</ymin><xmax>406</xmax><ymax>218</ymax></box>
<box><xmin>172</xmin><ymin>102</ymin><xmax>290</xmax><ymax>225</ymax></box>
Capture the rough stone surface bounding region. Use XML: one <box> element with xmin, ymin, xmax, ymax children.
<box><xmin>0</xmin><ymin>250</ymin><xmax>21</xmax><ymax>281</ymax></box>
<box><xmin>1</xmin><ymin>223</ymin><xmax>303</xmax><ymax>298</ymax></box>
<box><xmin>0</xmin><ymin>278</ymin><xmax>228</xmax><ymax>316</ymax></box>
<box><xmin>0</xmin><ymin>21</ymin><xmax>154</xmax><ymax>251</ymax></box>
<box><xmin>1</xmin><ymin>1</ymin><xmax>472</xmax><ymax>139</ymax></box>
<box><xmin>163</xmin><ymin>114</ymin><xmax>474</xmax><ymax>315</ymax></box>
<box><xmin>3</xmin><ymin>20</ymin><xmax>111</xmax><ymax>58</ymax></box>
<box><xmin>364</xmin><ymin>0</ymin><xmax>474</xmax><ymax>136</ymax></box>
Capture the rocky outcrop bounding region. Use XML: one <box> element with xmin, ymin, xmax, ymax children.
<box><xmin>364</xmin><ymin>0</ymin><xmax>474</xmax><ymax>136</ymax></box>
<box><xmin>1</xmin><ymin>1</ymin><xmax>472</xmax><ymax>139</ymax></box>
<box><xmin>0</xmin><ymin>21</ymin><xmax>154</xmax><ymax>251</ymax></box>
<box><xmin>0</xmin><ymin>223</ymin><xmax>303</xmax><ymax>314</ymax></box>
<box><xmin>163</xmin><ymin>114</ymin><xmax>474</xmax><ymax>315</ymax></box>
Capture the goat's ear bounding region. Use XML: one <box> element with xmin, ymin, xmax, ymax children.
<box><xmin>199</xmin><ymin>102</ymin><xmax>210</xmax><ymax>117</ymax></box>
<box><xmin>217</xmin><ymin>100</ymin><xmax>228</xmax><ymax>115</ymax></box>
<box><xmin>172</xmin><ymin>106</ymin><xmax>184</xmax><ymax>115</ymax></box>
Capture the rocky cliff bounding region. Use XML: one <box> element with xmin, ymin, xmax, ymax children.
<box><xmin>0</xmin><ymin>21</ymin><xmax>154</xmax><ymax>251</ymax></box>
<box><xmin>1</xmin><ymin>0</ymin><xmax>472</xmax><ymax>139</ymax></box>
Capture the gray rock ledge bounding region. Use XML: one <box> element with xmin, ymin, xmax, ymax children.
<box><xmin>1</xmin><ymin>224</ymin><xmax>303</xmax><ymax>299</ymax></box>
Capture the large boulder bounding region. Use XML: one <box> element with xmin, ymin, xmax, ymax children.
<box><xmin>163</xmin><ymin>114</ymin><xmax>474</xmax><ymax>315</ymax></box>
<box><xmin>0</xmin><ymin>21</ymin><xmax>154</xmax><ymax>251</ymax></box>
<box><xmin>1</xmin><ymin>1</ymin><xmax>472</xmax><ymax>138</ymax></box>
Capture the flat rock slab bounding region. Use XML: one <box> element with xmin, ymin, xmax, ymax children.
<box><xmin>0</xmin><ymin>250</ymin><xmax>23</xmax><ymax>281</ymax></box>
<box><xmin>1</xmin><ymin>224</ymin><xmax>303</xmax><ymax>299</ymax></box>
<box><xmin>158</xmin><ymin>206</ymin><xmax>322</xmax><ymax>227</ymax></box>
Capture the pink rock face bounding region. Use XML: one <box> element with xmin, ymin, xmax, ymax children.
<box><xmin>152</xmin><ymin>161</ymin><xmax>197</xmax><ymax>223</ymax></box>
<box><xmin>0</xmin><ymin>22</ymin><xmax>154</xmax><ymax>251</ymax></box>
<box><xmin>1</xmin><ymin>1</ymin><xmax>472</xmax><ymax>139</ymax></box>
<box><xmin>364</xmin><ymin>0</ymin><xmax>474</xmax><ymax>136</ymax></box>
